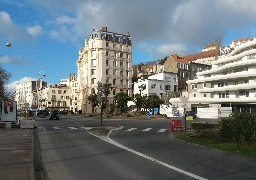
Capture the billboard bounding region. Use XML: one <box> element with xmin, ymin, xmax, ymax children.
<box><xmin>1</xmin><ymin>101</ymin><xmax>17</xmax><ymax>122</ymax></box>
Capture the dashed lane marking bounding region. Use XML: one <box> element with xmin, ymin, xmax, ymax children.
<box><xmin>53</xmin><ymin>126</ymin><xmax>61</xmax><ymax>130</ymax></box>
<box><xmin>68</xmin><ymin>127</ymin><xmax>77</xmax><ymax>130</ymax></box>
<box><xmin>127</xmin><ymin>128</ymin><xmax>137</xmax><ymax>131</ymax></box>
<box><xmin>142</xmin><ymin>128</ymin><xmax>152</xmax><ymax>132</ymax></box>
<box><xmin>158</xmin><ymin>129</ymin><xmax>167</xmax><ymax>133</ymax></box>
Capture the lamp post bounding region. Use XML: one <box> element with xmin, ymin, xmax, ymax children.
<box><xmin>36</xmin><ymin>71</ymin><xmax>46</xmax><ymax>110</ymax></box>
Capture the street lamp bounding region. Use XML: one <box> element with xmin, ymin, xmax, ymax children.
<box><xmin>36</xmin><ymin>71</ymin><xmax>46</xmax><ymax>110</ymax></box>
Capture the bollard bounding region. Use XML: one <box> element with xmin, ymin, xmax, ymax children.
<box><xmin>170</xmin><ymin>120</ymin><xmax>175</xmax><ymax>133</ymax></box>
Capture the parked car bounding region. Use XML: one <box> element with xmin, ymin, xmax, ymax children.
<box><xmin>49</xmin><ymin>110</ymin><xmax>59</xmax><ymax>120</ymax></box>
<box><xmin>37</xmin><ymin>110</ymin><xmax>49</xmax><ymax>117</ymax></box>
<box><xmin>186</xmin><ymin>111</ymin><xmax>197</xmax><ymax>119</ymax></box>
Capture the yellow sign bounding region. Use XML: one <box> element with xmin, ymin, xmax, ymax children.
<box><xmin>186</xmin><ymin>116</ymin><xmax>193</xmax><ymax>120</ymax></box>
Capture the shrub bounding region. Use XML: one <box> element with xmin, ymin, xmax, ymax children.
<box><xmin>191</xmin><ymin>122</ymin><xmax>220</xmax><ymax>140</ymax></box>
<box><xmin>220</xmin><ymin>112</ymin><xmax>256</xmax><ymax>143</ymax></box>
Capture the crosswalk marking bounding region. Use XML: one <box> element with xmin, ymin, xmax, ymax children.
<box><xmin>38</xmin><ymin>126</ymin><xmax>167</xmax><ymax>133</ymax></box>
<box><xmin>158</xmin><ymin>129</ymin><xmax>167</xmax><ymax>133</ymax></box>
<box><xmin>142</xmin><ymin>128</ymin><xmax>152</xmax><ymax>132</ymax></box>
<box><xmin>127</xmin><ymin>128</ymin><xmax>137</xmax><ymax>131</ymax></box>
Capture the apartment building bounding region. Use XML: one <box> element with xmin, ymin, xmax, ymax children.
<box><xmin>40</xmin><ymin>84</ymin><xmax>71</xmax><ymax>111</ymax></box>
<box><xmin>59</xmin><ymin>73</ymin><xmax>78</xmax><ymax>113</ymax></box>
<box><xmin>170</xmin><ymin>36</ymin><xmax>256</xmax><ymax>113</ymax></box>
<box><xmin>77</xmin><ymin>27</ymin><xmax>132</xmax><ymax>113</ymax></box>
<box><xmin>15</xmin><ymin>80</ymin><xmax>47</xmax><ymax>110</ymax></box>
<box><xmin>134</xmin><ymin>72</ymin><xmax>177</xmax><ymax>98</ymax></box>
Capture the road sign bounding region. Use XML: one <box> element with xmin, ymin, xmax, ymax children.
<box><xmin>146</xmin><ymin>112</ymin><xmax>150</xmax><ymax>119</ymax></box>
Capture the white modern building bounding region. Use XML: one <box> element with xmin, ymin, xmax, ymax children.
<box><xmin>134</xmin><ymin>72</ymin><xmax>178</xmax><ymax>98</ymax></box>
<box><xmin>15</xmin><ymin>80</ymin><xmax>47</xmax><ymax>110</ymax></box>
<box><xmin>170</xmin><ymin>36</ymin><xmax>256</xmax><ymax>113</ymax></box>
<box><xmin>77</xmin><ymin>27</ymin><xmax>132</xmax><ymax>114</ymax></box>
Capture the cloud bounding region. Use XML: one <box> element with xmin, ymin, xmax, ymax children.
<box><xmin>0</xmin><ymin>56</ymin><xmax>30</xmax><ymax>65</ymax></box>
<box><xmin>27</xmin><ymin>25</ymin><xmax>42</xmax><ymax>37</ymax></box>
<box><xmin>7</xmin><ymin>77</ymin><xmax>37</xmax><ymax>92</ymax></box>
<box><xmin>0</xmin><ymin>11</ymin><xmax>31</xmax><ymax>42</ymax></box>
<box><xmin>12</xmin><ymin>0</ymin><xmax>256</xmax><ymax>57</ymax></box>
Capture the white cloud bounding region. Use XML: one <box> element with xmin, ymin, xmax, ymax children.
<box><xmin>27</xmin><ymin>25</ymin><xmax>42</xmax><ymax>37</ymax></box>
<box><xmin>7</xmin><ymin>77</ymin><xmax>37</xmax><ymax>92</ymax></box>
<box><xmin>0</xmin><ymin>11</ymin><xmax>31</xmax><ymax>42</ymax></box>
<box><xmin>0</xmin><ymin>56</ymin><xmax>30</xmax><ymax>65</ymax></box>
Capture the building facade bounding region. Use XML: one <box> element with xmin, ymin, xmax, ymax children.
<box><xmin>40</xmin><ymin>84</ymin><xmax>71</xmax><ymax>111</ymax></box>
<box><xmin>134</xmin><ymin>72</ymin><xmax>178</xmax><ymax>98</ymax></box>
<box><xmin>170</xmin><ymin>36</ymin><xmax>256</xmax><ymax>113</ymax></box>
<box><xmin>15</xmin><ymin>80</ymin><xmax>47</xmax><ymax>110</ymax></box>
<box><xmin>59</xmin><ymin>73</ymin><xmax>78</xmax><ymax>113</ymax></box>
<box><xmin>77</xmin><ymin>27</ymin><xmax>132</xmax><ymax>113</ymax></box>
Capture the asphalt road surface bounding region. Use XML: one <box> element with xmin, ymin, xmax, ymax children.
<box><xmin>35</xmin><ymin>115</ymin><xmax>256</xmax><ymax>180</ymax></box>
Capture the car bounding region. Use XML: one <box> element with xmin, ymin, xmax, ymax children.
<box><xmin>37</xmin><ymin>110</ymin><xmax>49</xmax><ymax>117</ymax></box>
<box><xmin>186</xmin><ymin>111</ymin><xmax>197</xmax><ymax>119</ymax></box>
<box><xmin>49</xmin><ymin>110</ymin><xmax>59</xmax><ymax>120</ymax></box>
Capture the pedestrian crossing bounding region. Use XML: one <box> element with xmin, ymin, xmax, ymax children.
<box><xmin>37</xmin><ymin>126</ymin><xmax>168</xmax><ymax>133</ymax></box>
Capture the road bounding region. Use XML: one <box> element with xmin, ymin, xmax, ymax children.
<box><xmin>35</xmin><ymin>115</ymin><xmax>256</xmax><ymax>180</ymax></box>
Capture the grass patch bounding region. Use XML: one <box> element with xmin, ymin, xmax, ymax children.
<box><xmin>174</xmin><ymin>132</ymin><xmax>256</xmax><ymax>159</ymax></box>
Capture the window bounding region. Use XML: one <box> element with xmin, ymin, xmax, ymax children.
<box><xmin>193</xmin><ymin>94</ymin><xmax>196</xmax><ymax>97</ymax></box>
<box><xmin>63</xmin><ymin>101</ymin><xmax>66</xmax><ymax>106</ymax></box>
<box><xmin>113</xmin><ymin>90</ymin><xmax>116</xmax><ymax>95</ymax></box>
<box><xmin>91</xmin><ymin>78</ymin><xmax>96</xmax><ymax>84</ymax></box>
<box><xmin>106</xmin><ymin>69</ymin><xmax>109</xmax><ymax>75</ymax></box>
<box><xmin>63</xmin><ymin>90</ymin><xmax>67</xmax><ymax>94</ymax></box>
<box><xmin>106</xmin><ymin>42</ymin><xmax>109</xmax><ymax>47</ymax></box>
<box><xmin>113</xmin><ymin>69</ymin><xmax>117</xmax><ymax>75</ymax></box>
<box><xmin>204</xmin><ymin>94</ymin><xmax>206</xmax><ymax>97</ymax></box>
<box><xmin>120</xmin><ymin>71</ymin><xmax>123</xmax><ymax>77</ymax></box>
<box><xmin>165</xmin><ymin>85</ymin><xmax>171</xmax><ymax>90</ymax></box>
<box><xmin>245</xmin><ymin>79</ymin><xmax>249</xmax><ymax>84</ymax></box>
<box><xmin>58</xmin><ymin>90</ymin><xmax>61</xmax><ymax>94</ymax></box>
<box><xmin>91</xmin><ymin>69</ymin><xmax>96</xmax><ymax>75</ymax></box>
<box><xmin>106</xmin><ymin>60</ymin><xmax>109</xmax><ymax>66</ymax></box>
<box><xmin>106</xmin><ymin>51</ymin><xmax>109</xmax><ymax>56</ymax></box>
<box><xmin>204</xmin><ymin>83</ymin><xmax>206</xmax><ymax>87</ymax></box>
<box><xmin>113</xmin><ymin>79</ymin><xmax>116</xmax><ymax>85</ymax></box>
<box><xmin>151</xmin><ymin>84</ymin><xmax>156</xmax><ymax>89</ymax></box>
<box><xmin>52</xmin><ymin>90</ymin><xmax>55</xmax><ymax>93</ymax></box>
<box><xmin>66</xmin><ymin>96</ymin><xmax>69</xmax><ymax>99</ymax></box>
<box><xmin>61</xmin><ymin>96</ymin><xmax>64</xmax><ymax>99</ymax></box>
<box><xmin>91</xmin><ymin>59</ymin><xmax>96</xmax><ymax>66</ymax></box>
<box><xmin>160</xmin><ymin>85</ymin><xmax>163</xmax><ymax>90</ymax></box>
<box><xmin>113</xmin><ymin>61</ymin><xmax>117</xmax><ymax>67</ymax></box>
<box><xmin>191</xmin><ymin>84</ymin><xmax>197</xmax><ymax>89</ymax></box>
<box><xmin>52</xmin><ymin>95</ymin><xmax>56</xmax><ymax>99</ymax></box>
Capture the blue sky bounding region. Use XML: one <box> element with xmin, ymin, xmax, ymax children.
<box><xmin>1</xmin><ymin>0</ymin><xmax>256</xmax><ymax>92</ymax></box>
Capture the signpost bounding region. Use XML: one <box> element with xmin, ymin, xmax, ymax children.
<box><xmin>180</xmin><ymin>96</ymin><xmax>189</xmax><ymax>132</ymax></box>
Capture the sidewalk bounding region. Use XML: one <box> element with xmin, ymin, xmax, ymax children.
<box><xmin>0</xmin><ymin>129</ymin><xmax>34</xmax><ymax>180</ymax></box>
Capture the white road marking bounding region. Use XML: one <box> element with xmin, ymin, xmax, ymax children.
<box><xmin>127</xmin><ymin>128</ymin><xmax>137</xmax><ymax>131</ymax></box>
<box><xmin>53</xmin><ymin>126</ymin><xmax>61</xmax><ymax>130</ymax></box>
<box><xmin>88</xmin><ymin>127</ymin><xmax>207</xmax><ymax>180</ymax></box>
<box><xmin>142</xmin><ymin>128</ymin><xmax>152</xmax><ymax>132</ymax></box>
<box><xmin>158</xmin><ymin>129</ymin><xmax>166</xmax><ymax>133</ymax></box>
<box><xmin>37</xmin><ymin>127</ymin><xmax>45</xmax><ymax>130</ymax></box>
<box><xmin>82</xmin><ymin>127</ymin><xmax>92</xmax><ymax>130</ymax></box>
<box><xmin>68</xmin><ymin>127</ymin><xmax>77</xmax><ymax>130</ymax></box>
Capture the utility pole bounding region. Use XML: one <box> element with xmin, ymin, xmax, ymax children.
<box><xmin>97</xmin><ymin>81</ymin><xmax>103</xmax><ymax>125</ymax></box>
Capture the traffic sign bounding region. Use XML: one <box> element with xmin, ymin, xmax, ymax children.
<box><xmin>146</xmin><ymin>112</ymin><xmax>150</xmax><ymax>119</ymax></box>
